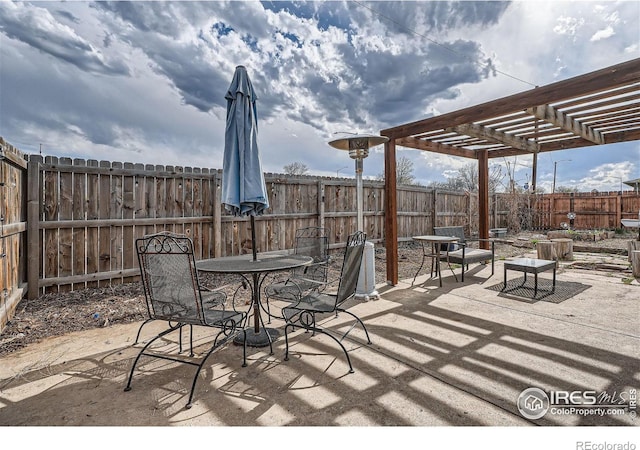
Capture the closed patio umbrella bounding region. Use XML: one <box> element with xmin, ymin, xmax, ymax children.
<box><xmin>222</xmin><ymin>65</ymin><xmax>269</xmax><ymax>261</ymax></box>
<box><xmin>222</xmin><ymin>65</ymin><xmax>273</xmax><ymax>347</ymax></box>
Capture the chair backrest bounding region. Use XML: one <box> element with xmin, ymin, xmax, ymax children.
<box><xmin>292</xmin><ymin>227</ymin><xmax>329</xmax><ymax>282</ymax></box>
<box><xmin>136</xmin><ymin>232</ymin><xmax>204</xmax><ymax>324</ymax></box>
<box><xmin>335</xmin><ymin>231</ymin><xmax>366</xmax><ymax>306</ymax></box>
<box><xmin>434</xmin><ymin>226</ymin><xmax>466</xmax><ymax>244</ymax></box>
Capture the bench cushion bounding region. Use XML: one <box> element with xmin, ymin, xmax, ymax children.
<box><xmin>441</xmin><ymin>248</ymin><xmax>493</xmax><ymax>265</ymax></box>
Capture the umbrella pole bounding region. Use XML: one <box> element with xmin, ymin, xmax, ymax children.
<box><xmin>250</xmin><ymin>215</ymin><xmax>258</xmax><ymax>333</ymax></box>
<box><xmin>251</xmin><ymin>215</ymin><xmax>258</xmax><ymax>261</ymax></box>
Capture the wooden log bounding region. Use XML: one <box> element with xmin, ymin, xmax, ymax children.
<box><xmin>547</xmin><ymin>230</ymin><xmax>570</xmax><ymax>239</ymax></box>
<box><xmin>536</xmin><ymin>241</ymin><xmax>557</xmax><ymax>260</ymax></box>
<box><xmin>628</xmin><ymin>240</ymin><xmax>640</xmax><ymax>262</ymax></box>
<box><xmin>551</xmin><ymin>238</ymin><xmax>574</xmax><ymax>261</ymax></box>
<box><xmin>572</xmin><ymin>244</ymin><xmax>627</xmax><ymax>255</ymax></box>
<box><xmin>632</xmin><ymin>251</ymin><xmax>640</xmax><ymax>278</ymax></box>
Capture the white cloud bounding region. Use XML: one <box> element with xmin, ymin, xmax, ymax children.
<box><xmin>553</xmin><ymin>16</ymin><xmax>585</xmax><ymax>37</ymax></box>
<box><xmin>590</xmin><ymin>26</ymin><xmax>615</xmax><ymax>42</ymax></box>
<box><xmin>576</xmin><ymin>162</ymin><xmax>635</xmax><ymax>192</ymax></box>
<box><xmin>624</xmin><ymin>43</ymin><xmax>639</xmax><ymax>54</ymax></box>
<box><xmin>0</xmin><ymin>0</ymin><xmax>638</xmax><ymax>193</ymax></box>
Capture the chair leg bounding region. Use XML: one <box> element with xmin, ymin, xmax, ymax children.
<box><xmin>134</xmin><ymin>318</ymin><xmax>154</xmax><ymax>344</ymax></box>
<box><xmin>265</xmin><ymin>295</ymin><xmax>272</xmax><ymax>324</ymax></box>
<box><xmin>284</xmin><ymin>322</ymin><xmax>354</xmax><ymax>373</ymax></box>
<box><xmin>284</xmin><ymin>323</ymin><xmax>294</xmax><ymax>361</ymax></box>
<box><xmin>125</xmin><ymin>324</ymin><xmax>181</xmax><ymax>392</ymax></box>
<box><xmin>337</xmin><ymin>308</ymin><xmax>372</xmax><ymax>345</ymax></box>
<box><xmin>241</xmin><ymin>329</ymin><xmax>247</xmax><ymax>367</ymax></box>
<box><xmin>189</xmin><ymin>324</ymin><xmax>194</xmax><ymax>357</ymax></box>
<box><xmin>412</xmin><ymin>251</ymin><xmax>427</xmax><ymax>286</ymax></box>
<box><xmin>186</xmin><ymin>328</ymin><xmax>233</xmax><ymax>409</ymax></box>
<box><xmin>318</xmin><ymin>328</ymin><xmax>355</xmax><ymax>374</ymax></box>
<box><xmin>169</xmin><ymin>320</ymin><xmax>184</xmax><ymax>353</ymax></box>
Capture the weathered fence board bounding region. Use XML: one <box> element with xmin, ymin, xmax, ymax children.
<box><xmin>0</xmin><ymin>138</ymin><xmax>28</xmax><ymax>332</ymax></box>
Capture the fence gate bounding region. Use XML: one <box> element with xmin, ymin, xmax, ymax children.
<box><xmin>0</xmin><ymin>139</ymin><xmax>28</xmax><ymax>332</ymax></box>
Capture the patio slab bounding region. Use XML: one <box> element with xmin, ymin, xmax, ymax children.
<box><xmin>0</xmin><ymin>258</ymin><xmax>638</xmax><ymax>427</ymax></box>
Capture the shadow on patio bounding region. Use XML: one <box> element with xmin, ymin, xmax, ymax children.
<box><xmin>0</xmin><ymin>259</ymin><xmax>638</xmax><ymax>427</ymax></box>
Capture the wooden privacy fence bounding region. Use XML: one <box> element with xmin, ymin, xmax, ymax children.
<box><xmin>2</xmin><ymin>152</ymin><xmax>475</xmax><ymax>300</ymax></box>
<box><xmin>25</xmin><ymin>155</ymin><xmax>473</xmax><ymax>297</ymax></box>
<box><xmin>535</xmin><ymin>192</ymin><xmax>640</xmax><ymax>229</ymax></box>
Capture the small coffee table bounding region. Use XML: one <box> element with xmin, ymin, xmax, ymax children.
<box><xmin>502</xmin><ymin>258</ymin><xmax>556</xmax><ymax>298</ymax></box>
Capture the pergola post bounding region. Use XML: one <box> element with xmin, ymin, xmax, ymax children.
<box><xmin>384</xmin><ymin>139</ymin><xmax>398</xmax><ymax>285</ymax></box>
<box><xmin>478</xmin><ymin>149</ymin><xmax>490</xmax><ymax>249</ymax></box>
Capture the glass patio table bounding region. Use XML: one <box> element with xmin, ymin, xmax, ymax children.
<box><xmin>502</xmin><ymin>258</ymin><xmax>556</xmax><ymax>299</ymax></box>
<box><xmin>412</xmin><ymin>235</ymin><xmax>459</xmax><ymax>287</ymax></box>
<box><xmin>196</xmin><ymin>253</ymin><xmax>312</xmax><ymax>352</ymax></box>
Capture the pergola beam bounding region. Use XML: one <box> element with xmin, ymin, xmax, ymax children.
<box><xmin>396</xmin><ymin>136</ymin><xmax>477</xmax><ymax>159</ymax></box>
<box><xmin>604</xmin><ymin>128</ymin><xmax>640</xmax><ymax>143</ymax></box>
<box><xmin>528</xmin><ymin>105</ymin><xmax>605</xmax><ymax>144</ymax></box>
<box><xmin>381</xmin><ymin>58</ymin><xmax>640</xmax><ymax>139</ymax></box>
<box><xmin>451</xmin><ymin>123</ymin><xmax>540</xmax><ymax>153</ymax></box>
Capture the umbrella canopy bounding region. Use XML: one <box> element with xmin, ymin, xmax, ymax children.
<box><xmin>222</xmin><ymin>65</ymin><xmax>269</xmax><ymax>217</ymax></box>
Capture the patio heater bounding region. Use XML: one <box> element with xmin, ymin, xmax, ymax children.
<box><xmin>329</xmin><ymin>133</ymin><xmax>389</xmax><ymax>300</ymax></box>
<box><xmin>328</xmin><ymin>134</ymin><xmax>389</xmax><ymax>232</ymax></box>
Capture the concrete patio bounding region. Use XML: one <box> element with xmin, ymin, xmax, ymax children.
<box><xmin>0</xmin><ymin>251</ymin><xmax>638</xmax><ymax>429</ymax></box>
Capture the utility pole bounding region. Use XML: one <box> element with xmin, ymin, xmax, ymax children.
<box><xmin>552</xmin><ymin>159</ymin><xmax>571</xmax><ymax>193</ymax></box>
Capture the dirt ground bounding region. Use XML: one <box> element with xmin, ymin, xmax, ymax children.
<box><xmin>0</xmin><ymin>233</ymin><xmax>633</xmax><ymax>356</ymax></box>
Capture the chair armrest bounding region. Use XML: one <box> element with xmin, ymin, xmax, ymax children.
<box><xmin>200</xmin><ymin>289</ymin><xmax>227</xmax><ymax>309</ymax></box>
<box><xmin>200</xmin><ymin>282</ymin><xmax>233</xmax><ymax>293</ymax></box>
<box><xmin>478</xmin><ymin>238</ymin><xmax>495</xmax><ymax>253</ymax></box>
<box><xmin>462</xmin><ymin>238</ymin><xmax>495</xmax><ymax>252</ymax></box>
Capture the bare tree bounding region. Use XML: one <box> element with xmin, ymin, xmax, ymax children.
<box><xmin>429</xmin><ymin>163</ymin><xmax>503</xmax><ymax>192</ymax></box>
<box><xmin>555</xmin><ymin>185</ymin><xmax>579</xmax><ymax>193</ymax></box>
<box><xmin>377</xmin><ymin>155</ymin><xmax>418</xmax><ymax>185</ymax></box>
<box><xmin>283</xmin><ymin>162</ymin><xmax>309</xmax><ymax>176</ymax></box>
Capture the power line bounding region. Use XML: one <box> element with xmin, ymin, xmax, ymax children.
<box><xmin>350</xmin><ymin>0</ymin><xmax>538</xmax><ymax>88</ymax></box>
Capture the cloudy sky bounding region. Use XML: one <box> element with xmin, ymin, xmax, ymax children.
<box><xmin>1</xmin><ymin>0</ymin><xmax>638</xmax><ymax>192</ymax></box>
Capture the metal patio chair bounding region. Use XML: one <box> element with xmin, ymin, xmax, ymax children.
<box><xmin>125</xmin><ymin>231</ymin><xmax>247</xmax><ymax>409</ymax></box>
<box><xmin>263</xmin><ymin>226</ymin><xmax>330</xmax><ymax>322</ymax></box>
<box><xmin>282</xmin><ymin>231</ymin><xmax>371</xmax><ymax>373</ymax></box>
<box><xmin>434</xmin><ymin>226</ymin><xmax>495</xmax><ymax>282</ymax></box>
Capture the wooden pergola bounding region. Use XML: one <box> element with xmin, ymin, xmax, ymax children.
<box><xmin>380</xmin><ymin>58</ymin><xmax>640</xmax><ymax>285</ymax></box>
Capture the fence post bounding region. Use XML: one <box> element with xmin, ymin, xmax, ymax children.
<box><xmin>431</xmin><ymin>189</ymin><xmax>437</xmax><ymax>231</ymax></box>
<box><xmin>616</xmin><ymin>194</ymin><xmax>622</xmax><ymax>228</ymax></box>
<box><xmin>493</xmin><ymin>193</ymin><xmax>498</xmax><ymax>229</ymax></box>
<box><xmin>26</xmin><ymin>156</ymin><xmax>41</xmax><ymax>299</ymax></box>
<box><xmin>317</xmin><ymin>180</ymin><xmax>325</xmax><ymax>231</ymax></box>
